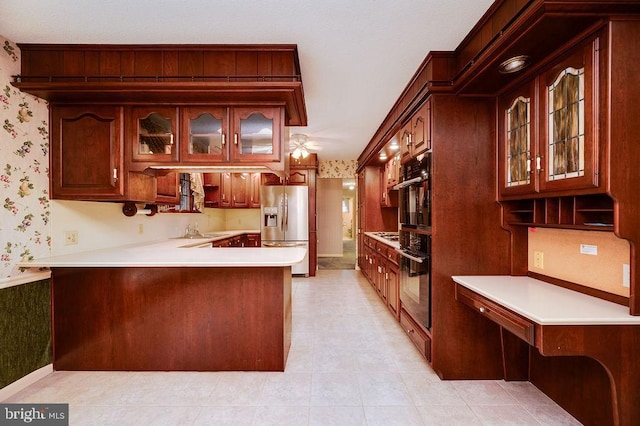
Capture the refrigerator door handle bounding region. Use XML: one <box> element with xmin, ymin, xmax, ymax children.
<box><xmin>279</xmin><ymin>193</ymin><xmax>285</xmax><ymax>233</ymax></box>
<box><xmin>284</xmin><ymin>192</ymin><xmax>289</xmax><ymax>232</ymax></box>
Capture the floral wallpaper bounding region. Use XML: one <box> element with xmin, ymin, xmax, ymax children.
<box><xmin>318</xmin><ymin>160</ymin><xmax>357</xmax><ymax>179</ymax></box>
<box><xmin>0</xmin><ymin>36</ymin><xmax>51</xmax><ymax>279</ymax></box>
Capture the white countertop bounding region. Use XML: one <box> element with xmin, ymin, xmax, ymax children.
<box><xmin>452</xmin><ymin>275</ymin><xmax>640</xmax><ymax>325</ymax></box>
<box><xmin>18</xmin><ymin>230</ymin><xmax>306</xmax><ymax>268</ymax></box>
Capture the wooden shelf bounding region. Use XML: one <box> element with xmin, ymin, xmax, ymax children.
<box><xmin>502</xmin><ymin>194</ymin><xmax>614</xmax><ymax>231</ymax></box>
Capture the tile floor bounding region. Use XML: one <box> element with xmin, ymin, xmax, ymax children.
<box><xmin>4</xmin><ymin>270</ymin><xmax>582</xmax><ymax>425</ymax></box>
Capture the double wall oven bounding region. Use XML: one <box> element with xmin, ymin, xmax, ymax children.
<box><xmin>394</xmin><ymin>155</ymin><xmax>432</xmax><ymax>330</ymax></box>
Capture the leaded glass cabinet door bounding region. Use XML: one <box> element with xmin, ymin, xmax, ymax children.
<box><xmin>498</xmin><ymin>82</ymin><xmax>537</xmax><ymax>198</ymax></box>
<box><xmin>131</xmin><ymin>106</ymin><xmax>179</xmax><ymax>163</ymax></box>
<box><xmin>230</xmin><ymin>107</ymin><xmax>283</xmax><ymax>163</ymax></box>
<box><xmin>539</xmin><ymin>35</ymin><xmax>600</xmax><ymax>193</ymax></box>
<box><xmin>181</xmin><ymin>107</ymin><xmax>229</xmax><ymax>163</ymax></box>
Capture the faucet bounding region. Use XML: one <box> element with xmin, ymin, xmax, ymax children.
<box><xmin>184</xmin><ymin>223</ymin><xmax>203</xmax><ymax>238</ymax></box>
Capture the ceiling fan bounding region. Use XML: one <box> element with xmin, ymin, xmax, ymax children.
<box><xmin>289</xmin><ymin>133</ymin><xmax>314</xmax><ymax>159</ymax></box>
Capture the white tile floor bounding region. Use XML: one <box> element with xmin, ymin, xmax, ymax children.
<box><xmin>3</xmin><ymin>270</ymin><xmax>582</xmax><ymax>425</ymax></box>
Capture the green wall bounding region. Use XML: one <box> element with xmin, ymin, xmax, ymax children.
<box><xmin>0</xmin><ymin>280</ymin><xmax>51</xmax><ymax>389</ymax></box>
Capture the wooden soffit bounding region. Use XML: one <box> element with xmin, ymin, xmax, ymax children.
<box><xmin>12</xmin><ymin>44</ymin><xmax>308</xmax><ymax>126</ymax></box>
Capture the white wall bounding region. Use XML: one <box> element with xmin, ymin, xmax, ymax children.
<box><xmin>317</xmin><ymin>178</ymin><xmax>344</xmax><ymax>257</ymax></box>
<box><xmin>50</xmin><ymin>201</ymin><xmax>260</xmax><ymax>256</ymax></box>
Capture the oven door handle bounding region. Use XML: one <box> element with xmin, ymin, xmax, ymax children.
<box><xmin>392</xmin><ymin>176</ymin><xmax>425</xmax><ymax>190</ymax></box>
<box><xmin>395</xmin><ymin>248</ymin><xmax>425</xmax><ymax>263</ymax></box>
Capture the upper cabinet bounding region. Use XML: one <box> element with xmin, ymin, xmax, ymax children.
<box><xmin>498</xmin><ymin>33</ymin><xmax>602</xmax><ymax>199</ymax></box>
<box><xmin>132</xmin><ymin>107</ymin><xmax>179</xmax><ymax>163</ymax></box>
<box><xmin>230</xmin><ymin>107</ymin><xmax>283</xmax><ymax>163</ymax></box>
<box><xmin>50</xmin><ymin>105</ymin><xmax>155</xmax><ymax>202</ymax></box>
<box><xmin>400</xmin><ymin>99</ymin><xmax>431</xmax><ymax>164</ymax></box>
<box><xmin>181</xmin><ymin>107</ymin><xmax>229</xmax><ymax>163</ymax></box>
<box><xmin>129</xmin><ymin>105</ymin><xmax>283</xmax><ymax>169</ymax></box>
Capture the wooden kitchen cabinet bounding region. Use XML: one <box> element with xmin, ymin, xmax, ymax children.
<box><xmin>212</xmin><ymin>233</ymin><xmax>261</xmax><ymax>247</ymax></box>
<box><xmin>155</xmin><ymin>172</ymin><xmax>180</xmax><ymax>205</ymax></box>
<box><xmin>385</xmin><ymin>155</ymin><xmax>400</xmax><ymax>189</ymax></box>
<box><xmin>400</xmin><ymin>308</ymin><xmax>431</xmax><ymax>362</ymax></box>
<box><xmin>386</xmin><ymin>249</ymin><xmax>400</xmax><ymax>319</ymax></box>
<box><xmin>230</xmin><ymin>107</ymin><xmax>283</xmax><ymax>163</ymax></box>
<box><xmin>400</xmin><ymin>99</ymin><xmax>431</xmax><ymax>164</ymax></box>
<box><xmin>203</xmin><ymin>173</ymin><xmax>221</xmax><ymax>208</ymax></box>
<box><xmin>249</xmin><ymin>173</ymin><xmax>261</xmax><ymax>207</ymax></box>
<box><xmin>50</xmin><ymin>105</ymin><xmax>155</xmax><ymax>202</ymax></box>
<box><xmin>130</xmin><ymin>105</ymin><xmax>284</xmax><ymax>168</ymax></box>
<box><xmin>360</xmin><ymin>235</ymin><xmax>399</xmax><ymax>319</ymax></box>
<box><xmin>130</xmin><ymin>106</ymin><xmax>179</xmax><ymax>164</ymax></box>
<box><xmin>181</xmin><ymin>107</ymin><xmax>229</xmax><ymax>163</ymax></box>
<box><xmin>498</xmin><ymin>32</ymin><xmax>603</xmax><ymax>199</ymax></box>
<box><xmin>245</xmin><ymin>233</ymin><xmax>261</xmax><ymax>247</ymax></box>
<box><xmin>218</xmin><ymin>172</ymin><xmax>260</xmax><ymax>208</ymax></box>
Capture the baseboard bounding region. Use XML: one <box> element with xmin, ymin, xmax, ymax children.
<box><xmin>0</xmin><ymin>364</ymin><xmax>53</xmax><ymax>401</ymax></box>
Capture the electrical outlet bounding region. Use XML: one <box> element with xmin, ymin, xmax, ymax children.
<box><xmin>534</xmin><ymin>251</ymin><xmax>544</xmax><ymax>269</ymax></box>
<box><xmin>623</xmin><ymin>264</ymin><xmax>630</xmax><ymax>288</ymax></box>
<box><xmin>64</xmin><ymin>230</ymin><xmax>78</xmax><ymax>246</ymax></box>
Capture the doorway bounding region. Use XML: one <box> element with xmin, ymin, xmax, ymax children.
<box><xmin>317</xmin><ymin>178</ymin><xmax>356</xmax><ymax>270</ymax></box>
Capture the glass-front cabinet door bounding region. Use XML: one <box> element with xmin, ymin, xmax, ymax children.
<box><xmin>230</xmin><ymin>107</ymin><xmax>283</xmax><ymax>162</ymax></box>
<box><xmin>499</xmin><ymin>33</ymin><xmax>602</xmax><ymax>198</ymax></box>
<box><xmin>538</xmin><ymin>34</ymin><xmax>600</xmax><ymax>193</ymax></box>
<box><xmin>498</xmin><ymin>81</ymin><xmax>537</xmax><ymax>197</ymax></box>
<box><xmin>131</xmin><ymin>106</ymin><xmax>179</xmax><ymax>163</ymax></box>
<box><xmin>181</xmin><ymin>107</ymin><xmax>229</xmax><ymax>162</ymax></box>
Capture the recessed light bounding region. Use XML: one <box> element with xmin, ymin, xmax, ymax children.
<box><xmin>498</xmin><ymin>55</ymin><xmax>530</xmax><ymax>74</ymax></box>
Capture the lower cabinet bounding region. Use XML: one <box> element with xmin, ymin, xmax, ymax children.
<box><xmin>400</xmin><ymin>308</ymin><xmax>432</xmax><ymax>362</ymax></box>
<box><xmin>211</xmin><ymin>233</ymin><xmax>260</xmax><ymax>247</ymax></box>
<box><xmin>360</xmin><ymin>235</ymin><xmax>400</xmax><ymax>320</ymax></box>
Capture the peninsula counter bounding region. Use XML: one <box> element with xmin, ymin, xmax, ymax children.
<box><xmin>19</xmin><ymin>240</ymin><xmax>306</xmax><ymax>372</ymax></box>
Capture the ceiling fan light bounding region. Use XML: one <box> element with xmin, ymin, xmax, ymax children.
<box><xmin>292</xmin><ymin>148</ymin><xmax>302</xmax><ymax>159</ymax></box>
<box><xmin>300</xmin><ymin>147</ymin><xmax>310</xmax><ymax>158</ymax></box>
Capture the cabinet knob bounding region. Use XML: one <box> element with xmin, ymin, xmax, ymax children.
<box><xmin>479</xmin><ymin>306</ymin><xmax>487</xmax><ymax>313</ymax></box>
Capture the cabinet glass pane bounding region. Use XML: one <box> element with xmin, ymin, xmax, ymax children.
<box><xmin>506</xmin><ymin>96</ymin><xmax>531</xmax><ymax>187</ymax></box>
<box><xmin>548</xmin><ymin>67</ymin><xmax>585</xmax><ymax>181</ymax></box>
<box><xmin>189</xmin><ymin>113</ymin><xmax>223</xmax><ymax>155</ymax></box>
<box><xmin>139</xmin><ymin>113</ymin><xmax>173</xmax><ymax>155</ymax></box>
<box><xmin>239</xmin><ymin>113</ymin><xmax>273</xmax><ymax>155</ymax></box>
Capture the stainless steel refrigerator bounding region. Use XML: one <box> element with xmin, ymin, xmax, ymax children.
<box><xmin>260</xmin><ymin>185</ymin><xmax>309</xmax><ymax>276</ymax></box>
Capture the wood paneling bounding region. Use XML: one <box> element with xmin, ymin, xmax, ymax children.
<box><xmin>52</xmin><ymin>266</ymin><xmax>292</xmax><ymax>371</ymax></box>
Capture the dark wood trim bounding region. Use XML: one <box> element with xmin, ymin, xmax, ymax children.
<box><xmin>528</xmin><ymin>271</ymin><xmax>629</xmax><ymax>306</ymax></box>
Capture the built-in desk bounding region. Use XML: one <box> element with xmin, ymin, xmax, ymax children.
<box><xmin>452</xmin><ymin>275</ymin><xmax>640</xmax><ymax>426</ymax></box>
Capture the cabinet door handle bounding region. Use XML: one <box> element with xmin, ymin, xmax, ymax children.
<box><xmin>234</xmin><ymin>133</ymin><xmax>238</xmax><ymax>145</ymax></box>
<box><xmin>113</xmin><ymin>168</ymin><xmax>118</xmax><ymax>182</ymax></box>
<box><xmin>222</xmin><ymin>134</ymin><xmax>226</xmax><ymax>146</ymax></box>
<box><xmin>170</xmin><ymin>133</ymin><xmax>174</xmax><ymax>145</ymax></box>
<box><xmin>536</xmin><ymin>155</ymin><xmax>543</xmax><ymax>172</ymax></box>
